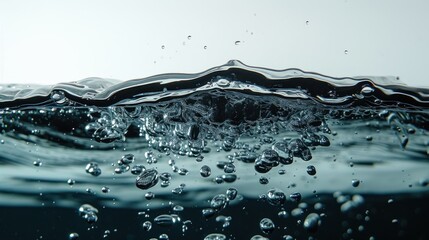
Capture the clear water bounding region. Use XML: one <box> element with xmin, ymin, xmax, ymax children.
<box><xmin>0</xmin><ymin>60</ymin><xmax>428</xmax><ymax>239</ymax></box>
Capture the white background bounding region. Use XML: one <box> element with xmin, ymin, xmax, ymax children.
<box><xmin>0</xmin><ymin>0</ymin><xmax>428</xmax><ymax>87</ymax></box>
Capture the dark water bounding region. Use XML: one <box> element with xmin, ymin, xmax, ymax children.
<box><xmin>0</xmin><ymin>60</ymin><xmax>428</xmax><ymax>240</ymax></box>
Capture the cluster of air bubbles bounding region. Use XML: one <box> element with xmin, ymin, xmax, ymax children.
<box><xmin>216</xmin><ymin>215</ymin><xmax>232</xmax><ymax>228</ymax></box>
<box><xmin>335</xmin><ymin>193</ymin><xmax>365</xmax><ymax>212</ymax></box>
<box><xmin>266</xmin><ymin>188</ymin><xmax>286</xmax><ymax>206</ymax></box>
<box><xmin>85</xmin><ymin>108</ymin><xmax>131</xmax><ymax>143</ymax></box>
<box><xmin>115</xmin><ymin>153</ymin><xmax>135</xmax><ymax>174</ymax></box>
<box><xmin>85</xmin><ymin>162</ymin><xmax>101</xmax><ymax>176</ymax></box>
<box><xmin>78</xmin><ymin>204</ymin><xmax>98</xmax><ymax>224</ymax></box>
<box><xmin>172</xmin><ymin>183</ymin><xmax>186</xmax><ymax>195</ymax></box>
<box><xmin>203</xmin><ymin>188</ymin><xmax>238</xmax><ymax>219</ymax></box>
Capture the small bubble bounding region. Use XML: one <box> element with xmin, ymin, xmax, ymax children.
<box><xmin>259</xmin><ymin>176</ymin><xmax>269</xmax><ymax>185</ymax></box>
<box><xmin>307</xmin><ymin>165</ymin><xmax>317</xmax><ymax>176</ymax></box>
<box><xmin>67</xmin><ymin>179</ymin><xmax>75</xmax><ymax>186</ymax></box>
<box><xmin>303</xmin><ymin>213</ymin><xmax>321</xmax><ymax>233</ymax></box>
<box><xmin>69</xmin><ymin>233</ymin><xmax>79</xmax><ymax>240</ymax></box>
<box><xmin>101</xmin><ymin>186</ymin><xmax>110</xmax><ymax>193</ymax></box>
<box><xmin>290</xmin><ymin>192</ymin><xmax>302</xmax><ymax>202</ymax></box>
<box><xmin>145</xmin><ymin>192</ymin><xmax>155</xmax><ymax>200</ymax></box>
<box><xmin>278</xmin><ymin>169</ymin><xmax>286</xmax><ymax>175</ymax></box>
<box><xmin>85</xmin><ymin>162</ymin><xmax>101</xmax><ymax>177</ymax></box>
<box><xmin>200</xmin><ymin>165</ymin><xmax>211</xmax><ymax>177</ymax></box>
<box><xmin>259</xmin><ymin>218</ymin><xmax>275</xmax><ymax>234</ymax></box>
<box><xmin>203</xmin><ymin>45</ymin><xmax>207</xmax><ymax>49</ymax></box>
<box><xmin>142</xmin><ymin>221</ymin><xmax>152</xmax><ymax>231</ymax></box>
<box><xmin>161</xmin><ymin>45</ymin><xmax>165</xmax><ymax>49</ymax></box>
<box><xmin>234</xmin><ymin>41</ymin><xmax>241</xmax><ymax>45</ymax></box>
<box><xmin>344</xmin><ymin>49</ymin><xmax>348</xmax><ymax>54</ymax></box>
<box><xmin>159</xmin><ymin>234</ymin><xmax>169</xmax><ymax>240</ymax></box>
<box><xmin>366</xmin><ymin>136</ymin><xmax>373</xmax><ymax>141</ymax></box>
<box><xmin>352</xmin><ymin>179</ymin><xmax>360</xmax><ymax>187</ymax></box>
<box><xmin>33</xmin><ymin>160</ymin><xmax>42</xmax><ymax>167</ymax></box>
<box><xmin>136</xmin><ymin>168</ymin><xmax>159</xmax><ymax>190</ymax></box>
<box><xmin>266</xmin><ymin>189</ymin><xmax>286</xmax><ymax>206</ymax></box>
<box><xmin>187</xmin><ymin>35</ymin><xmax>192</xmax><ymax>40</ymax></box>
<box><xmin>305</xmin><ymin>20</ymin><xmax>309</xmax><ymax>25</ymax></box>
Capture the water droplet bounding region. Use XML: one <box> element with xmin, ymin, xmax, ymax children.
<box><xmin>290</xmin><ymin>192</ymin><xmax>302</xmax><ymax>202</ymax></box>
<box><xmin>307</xmin><ymin>165</ymin><xmax>317</xmax><ymax>175</ymax></box>
<box><xmin>101</xmin><ymin>186</ymin><xmax>110</xmax><ymax>193</ymax></box>
<box><xmin>303</xmin><ymin>213</ymin><xmax>321</xmax><ymax>233</ymax></box>
<box><xmin>154</xmin><ymin>214</ymin><xmax>181</xmax><ymax>227</ymax></box>
<box><xmin>267</xmin><ymin>189</ymin><xmax>286</xmax><ymax>206</ymax></box>
<box><xmin>142</xmin><ymin>221</ymin><xmax>152</xmax><ymax>231</ymax></box>
<box><xmin>136</xmin><ymin>168</ymin><xmax>159</xmax><ymax>190</ymax></box>
<box><xmin>259</xmin><ymin>218</ymin><xmax>275</xmax><ymax>234</ymax></box>
<box><xmin>200</xmin><ymin>165</ymin><xmax>211</xmax><ymax>177</ymax></box>
<box><xmin>69</xmin><ymin>233</ymin><xmax>79</xmax><ymax>240</ymax></box>
<box><xmin>85</xmin><ymin>162</ymin><xmax>101</xmax><ymax>177</ymax></box>
<box><xmin>352</xmin><ymin>179</ymin><xmax>360</xmax><ymax>187</ymax></box>
<box><xmin>204</xmin><ymin>233</ymin><xmax>227</xmax><ymax>240</ymax></box>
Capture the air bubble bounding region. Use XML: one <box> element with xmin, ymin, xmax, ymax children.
<box><xmin>204</xmin><ymin>233</ymin><xmax>226</xmax><ymax>240</ymax></box>
<box><xmin>210</xmin><ymin>194</ymin><xmax>228</xmax><ymax>210</ymax></box>
<box><xmin>33</xmin><ymin>160</ymin><xmax>42</xmax><ymax>167</ymax></box>
<box><xmin>226</xmin><ymin>188</ymin><xmax>238</xmax><ymax>200</ymax></box>
<box><xmin>142</xmin><ymin>221</ymin><xmax>152</xmax><ymax>231</ymax></box>
<box><xmin>145</xmin><ymin>192</ymin><xmax>155</xmax><ymax>200</ymax></box>
<box><xmin>303</xmin><ymin>213</ymin><xmax>321</xmax><ymax>233</ymax></box>
<box><xmin>307</xmin><ymin>165</ymin><xmax>317</xmax><ymax>175</ymax></box>
<box><xmin>69</xmin><ymin>233</ymin><xmax>79</xmax><ymax>240</ymax></box>
<box><xmin>136</xmin><ymin>168</ymin><xmax>159</xmax><ymax>190</ymax></box>
<box><xmin>266</xmin><ymin>189</ymin><xmax>286</xmax><ymax>206</ymax></box>
<box><xmin>85</xmin><ymin>162</ymin><xmax>101</xmax><ymax>177</ymax></box>
<box><xmin>352</xmin><ymin>179</ymin><xmax>360</xmax><ymax>187</ymax></box>
<box><xmin>101</xmin><ymin>186</ymin><xmax>110</xmax><ymax>193</ymax></box>
<box><xmin>78</xmin><ymin>204</ymin><xmax>98</xmax><ymax>224</ymax></box>
<box><xmin>290</xmin><ymin>192</ymin><xmax>302</xmax><ymax>202</ymax></box>
<box><xmin>200</xmin><ymin>165</ymin><xmax>211</xmax><ymax>177</ymax></box>
<box><xmin>259</xmin><ymin>218</ymin><xmax>275</xmax><ymax>234</ymax></box>
<box><xmin>154</xmin><ymin>214</ymin><xmax>181</xmax><ymax>227</ymax></box>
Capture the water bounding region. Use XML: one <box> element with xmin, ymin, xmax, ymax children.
<box><xmin>0</xmin><ymin>60</ymin><xmax>428</xmax><ymax>239</ymax></box>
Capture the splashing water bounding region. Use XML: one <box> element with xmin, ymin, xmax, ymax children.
<box><xmin>0</xmin><ymin>60</ymin><xmax>428</xmax><ymax>239</ymax></box>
